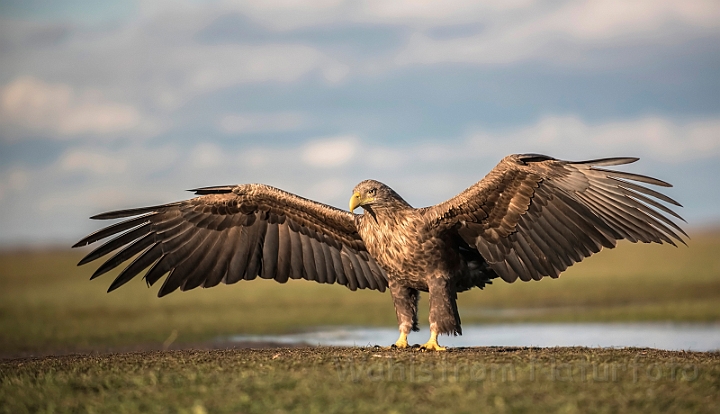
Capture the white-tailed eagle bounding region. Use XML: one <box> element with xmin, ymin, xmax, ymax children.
<box><xmin>74</xmin><ymin>154</ymin><xmax>685</xmax><ymax>350</ymax></box>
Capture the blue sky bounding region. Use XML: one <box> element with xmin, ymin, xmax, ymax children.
<box><xmin>1</xmin><ymin>0</ymin><xmax>719</xmax><ymax>246</ymax></box>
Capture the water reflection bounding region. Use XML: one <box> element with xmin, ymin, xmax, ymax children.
<box><xmin>230</xmin><ymin>323</ymin><xmax>720</xmax><ymax>351</ymax></box>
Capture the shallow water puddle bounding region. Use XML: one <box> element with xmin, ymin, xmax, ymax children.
<box><xmin>230</xmin><ymin>323</ymin><xmax>720</xmax><ymax>351</ymax></box>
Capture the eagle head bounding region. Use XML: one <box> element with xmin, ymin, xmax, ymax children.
<box><xmin>349</xmin><ymin>180</ymin><xmax>411</xmax><ymax>212</ymax></box>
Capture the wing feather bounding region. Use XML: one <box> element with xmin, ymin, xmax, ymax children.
<box><xmin>275</xmin><ymin>221</ymin><xmax>291</xmax><ymax>283</ymax></box>
<box><xmin>583</xmin><ymin>188</ymin><xmax>681</xmax><ymax>245</ymax></box>
<box><xmin>329</xmin><ymin>245</ymin><xmax>348</xmax><ymax>286</ymax></box>
<box><xmin>242</xmin><ymin>217</ymin><xmax>266</xmax><ymax>281</ymax></box>
<box><xmin>261</xmin><ymin>221</ymin><xmax>279</xmax><ymax>280</ymax></box>
<box><xmin>287</xmin><ymin>224</ymin><xmax>304</xmax><ymax>280</ymax></box>
<box><xmin>513</xmin><ymin>232</ymin><xmax>544</xmax><ymax>281</ymax></box>
<box><xmin>319</xmin><ymin>237</ymin><xmax>336</xmax><ymax>285</ymax></box>
<box><xmin>612</xmin><ymin>178</ymin><xmax>682</xmax><ymax>206</ymax></box>
<box><xmin>355</xmin><ymin>255</ymin><xmax>373</xmax><ymax>289</ymax></box>
<box><xmin>159</xmin><ymin>228</ymin><xmax>214</xmax><ymax>296</ymax></box>
<box><xmin>340</xmin><ymin>250</ymin><xmax>360</xmax><ymax>291</ymax></box>
<box><xmin>90</xmin><ymin>233</ymin><xmax>156</xmax><ymax>280</ymax></box>
<box><xmin>181</xmin><ymin>230</ymin><xmax>226</xmax><ymax>291</ymax></box>
<box><xmin>429</xmin><ymin>154</ymin><xmax>685</xmax><ymax>283</ymax></box>
<box><xmin>225</xmin><ymin>224</ymin><xmax>257</xmax><ymax>284</ymax></box>
<box><xmin>356</xmin><ymin>252</ymin><xmax>377</xmax><ymax>290</ymax></box>
<box><xmin>299</xmin><ymin>231</ymin><xmax>317</xmax><ymax>281</ymax></box>
<box><xmin>73</xmin><ymin>213</ymin><xmax>156</xmax><ymax>248</ymax></box>
<box><xmin>74</xmin><ymin>183</ymin><xmax>387</xmax><ymax>295</ymax></box>
<box><xmin>525</xmin><ymin>222</ymin><xmax>564</xmax><ymax>275</ymax></box>
<box><xmin>533</xmin><ymin>214</ymin><xmax>575</xmax><ymax>263</ymax></box>
<box><xmin>203</xmin><ymin>228</ymin><xmax>236</xmax><ymax>288</ymax></box>
<box><xmin>108</xmin><ymin>243</ymin><xmax>162</xmax><ymax>292</ymax></box>
<box><xmin>310</xmin><ymin>235</ymin><xmax>328</xmax><ymax>284</ymax></box>
<box><xmin>79</xmin><ymin>222</ymin><xmax>153</xmax><ymax>266</ymax></box>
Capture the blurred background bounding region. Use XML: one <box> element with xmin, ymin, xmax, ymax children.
<box><xmin>1</xmin><ymin>0</ymin><xmax>719</xmax><ymax>247</ymax></box>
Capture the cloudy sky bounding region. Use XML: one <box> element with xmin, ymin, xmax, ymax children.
<box><xmin>1</xmin><ymin>0</ymin><xmax>719</xmax><ymax>246</ymax></box>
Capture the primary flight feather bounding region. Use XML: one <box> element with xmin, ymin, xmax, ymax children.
<box><xmin>74</xmin><ymin>154</ymin><xmax>685</xmax><ymax>350</ymax></box>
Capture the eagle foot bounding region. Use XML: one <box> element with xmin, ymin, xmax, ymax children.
<box><xmin>419</xmin><ymin>330</ymin><xmax>446</xmax><ymax>351</ymax></box>
<box><xmin>390</xmin><ymin>332</ymin><xmax>409</xmax><ymax>349</ymax></box>
<box><xmin>419</xmin><ymin>340</ymin><xmax>447</xmax><ymax>352</ymax></box>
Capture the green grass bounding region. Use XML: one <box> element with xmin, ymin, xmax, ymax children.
<box><xmin>1</xmin><ymin>231</ymin><xmax>720</xmax><ymax>355</ymax></box>
<box><xmin>1</xmin><ymin>347</ymin><xmax>718</xmax><ymax>413</ymax></box>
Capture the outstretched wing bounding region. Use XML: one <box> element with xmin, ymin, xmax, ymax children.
<box><xmin>427</xmin><ymin>154</ymin><xmax>686</xmax><ymax>283</ymax></box>
<box><xmin>73</xmin><ymin>184</ymin><xmax>388</xmax><ymax>296</ymax></box>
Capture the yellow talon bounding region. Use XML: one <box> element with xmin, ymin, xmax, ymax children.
<box><xmin>420</xmin><ymin>341</ymin><xmax>446</xmax><ymax>351</ymax></box>
<box><xmin>393</xmin><ymin>331</ymin><xmax>409</xmax><ymax>349</ymax></box>
<box><xmin>420</xmin><ymin>331</ymin><xmax>446</xmax><ymax>351</ymax></box>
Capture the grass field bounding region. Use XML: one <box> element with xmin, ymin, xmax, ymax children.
<box><xmin>2</xmin><ymin>347</ymin><xmax>719</xmax><ymax>413</ymax></box>
<box><xmin>1</xmin><ymin>230</ymin><xmax>719</xmax><ymax>356</ymax></box>
<box><xmin>1</xmin><ymin>231</ymin><xmax>719</xmax><ymax>412</ymax></box>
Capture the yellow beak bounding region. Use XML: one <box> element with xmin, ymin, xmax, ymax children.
<box><xmin>349</xmin><ymin>192</ymin><xmax>362</xmax><ymax>212</ymax></box>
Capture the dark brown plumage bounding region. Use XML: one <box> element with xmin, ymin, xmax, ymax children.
<box><xmin>74</xmin><ymin>154</ymin><xmax>685</xmax><ymax>350</ymax></box>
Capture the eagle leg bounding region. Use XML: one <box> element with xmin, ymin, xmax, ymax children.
<box><xmin>389</xmin><ymin>280</ymin><xmax>419</xmax><ymax>349</ymax></box>
<box><xmin>421</xmin><ymin>276</ymin><xmax>460</xmax><ymax>351</ymax></box>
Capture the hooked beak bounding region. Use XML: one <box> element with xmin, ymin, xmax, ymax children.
<box><xmin>349</xmin><ymin>192</ymin><xmax>363</xmax><ymax>212</ymax></box>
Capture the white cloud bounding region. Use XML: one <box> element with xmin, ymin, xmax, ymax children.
<box><xmin>57</xmin><ymin>144</ymin><xmax>180</xmax><ymax>179</ymax></box>
<box><xmin>237</xmin><ymin>0</ymin><xmax>534</xmax><ymax>30</ymax></box>
<box><xmin>467</xmin><ymin>116</ymin><xmax>720</xmax><ymax>162</ymax></box>
<box><xmin>0</xmin><ymin>77</ymin><xmax>142</xmax><ymax>138</ymax></box>
<box><xmin>240</xmin><ymin>147</ymin><xmax>281</xmax><ymax>169</ymax></box>
<box><xmin>1</xmin><ymin>0</ymin><xmax>716</xmax><ymax>144</ymax></box>
<box><xmin>305</xmin><ymin>177</ymin><xmax>353</xmax><ymax>203</ymax></box>
<box><xmin>219</xmin><ymin>112</ymin><xmax>308</xmax><ymax>134</ymax></box>
<box><xmin>224</xmin><ymin>0</ymin><xmax>348</xmax><ymax>31</ymax></box>
<box><xmin>59</xmin><ymin>150</ymin><xmax>128</xmax><ymax>175</ymax></box>
<box><xmin>393</xmin><ymin>0</ymin><xmax>720</xmax><ymax>67</ymax></box>
<box><xmin>224</xmin><ymin>115</ymin><xmax>720</xmax><ymax>179</ymax></box>
<box><xmin>232</xmin><ymin>0</ymin><xmax>720</xmax><ymax>38</ymax></box>
<box><xmin>0</xmin><ymin>8</ymin><xmax>352</xmax><ymax>123</ymax></box>
<box><xmin>7</xmin><ymin>169</ymin><xmax>29</xmax><ymax>190</ymax></box>
<box><xmin>190</xmin><ymin>142</ymin><xmax>228</xmax><ymax>169</ymax></box>
<box><xmin>0</xmin><ymin>142</ymin><xmax>182</xmax><ymax>243</ymax></box>
<box><xmin>65</xmin><ymin>19</ymin><xmax>349</xmax><ymax>110</ymax></box>
<box><xmin>550</xmin><ymin>0</ymin><xmax>720</xmax><ymax>39</ymax></box>
<box><xmin>2</xmin><ymin>113</ymin><xmax>718</xmax><ymax>245</ymax></box>
<box><xmin>178</xmin><ymin>44</ymin><xmax>349</xmax><ymax>94</ymax></box>
<box><xmin>301</xmin><ymin>135</ymin><xmax>359</xmax><ymax>168</ymax></box>
<box><xmin>75</xmin><ymin>40</ymin><xmax>350</xmax><ymax>112</ymax></box>
<box><xmin>0</xmin><ymin>169</ymin><xmax>29</xmax><ymax>202</ymax></box>
<box><xmin>358</xmin><ymin>0</ymin><xmax>534</xmax><ymax>23</ymax></box>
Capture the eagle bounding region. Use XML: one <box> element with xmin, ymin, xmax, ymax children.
<box><xmin>73</xmin><ymin>154</ymin><xmax>685</xmax><ymax>350</ymax></box>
